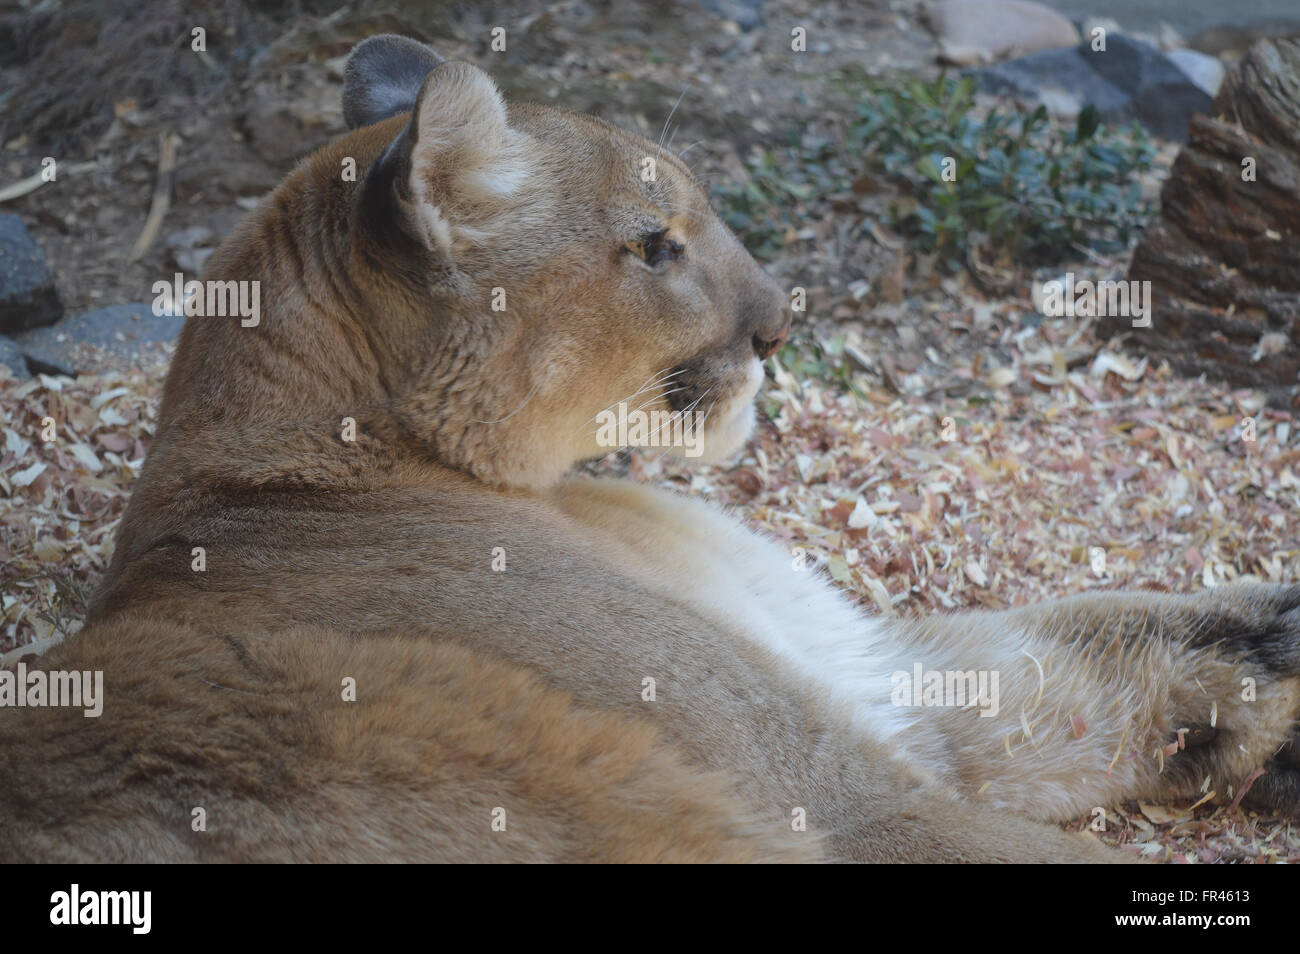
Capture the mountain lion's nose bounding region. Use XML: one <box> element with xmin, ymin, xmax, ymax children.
<box><xmin>752</xmin><ymin>326</ymin><xmax>788</xmax><ymax>360</ymax></box>
<box><xmin>746</xmin><ymin>271</ymin><xmax>790</xmax><ymax>361</ymax></box>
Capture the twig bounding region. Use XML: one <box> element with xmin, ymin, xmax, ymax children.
<box><xmin>128</xmin><ymin>131</ymin><xmax>181</xmax><ymax>263</ymax></box>
<box><xmin>0</xmin><ymin>161</ymin><xmax>98</xmax><ymax>203</ymax></box>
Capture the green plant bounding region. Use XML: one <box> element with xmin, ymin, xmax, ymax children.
<box><xmin>713</xmin><ymin>136</ymin><xmax>842</xmax><ymax>259</ymax></box>
<box><xmin>847</xmin><ymin>74</ymin><xmax>1155</xmax><ymax>270</ymax></box>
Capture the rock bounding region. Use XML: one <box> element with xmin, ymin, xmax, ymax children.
<box><xmin>166</xmin><ymin>225</ymin><xmax>214</xmax><ymax>250</ymax></box>
<box><xmin>1168</xmin><ymin>48</ymin><xmax>1226</xmax><ymax>97</ymax></box>
<box><xmin>1111</xmin><ymin>38</ymin><xmax>1300</xmax><ymax>407</ymax></box>
<box><xmin>175</xmin><ymin>248</ymin><xmax>215</xmax><ymax>276</ymax></box>
<box><xmin>12</xmin><ymin>302</ymin><xmax>183</xmax><ymax>377</ymax></box>
<box><xmin>168</xmin><ymin>226</ymin><xmax>217</xmax><ymax>275</ymax></box>
<box><xmin>923</xmin><ymin>0</ymin><xmax>1080</xmax><ymax>66</ymax></box>
<box><xmin>1036</xmin><ymin>88</ymin><xmax>1083</xmax><ymax>119</ymax></box>
<box><xmin>1157</xmin><ymin>23</ymin><xmax>1187</xmax><ymax>52</ymax></box>
<box><xmin>695</xmin><ymin>0</ymin><xmax>765</xmax><ymax>32</ymax></box>
<box><xmin>21</xmin><ymin>350</ymin><xmax>75</xmax><ymax>379</ymax></box>
<box><xmin>0</xmin><ymin>334</ymin><xmax>31</xmax><ymax>381</ymax></box>
<box><xmin>977</xmin><ymin>35</ymin><xmax>1213</xmax><ymax>141</ymax></box>
<box><xmin>0</xmin><ymin>212</ymin><xmax>63</xmax><ymax>333</ymax></box>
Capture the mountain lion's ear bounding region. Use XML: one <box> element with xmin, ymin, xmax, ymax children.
<box><xmin>406</xmin><ymin>60</ymin><xmax>524</xmax><ymax>202</ymax></box>
<box><xmin>362</xmin><ymin>60</ymin><xmax>528</xmax><ymax>261</ymax></box>
<box><xmin>343</xmin><ymin>34</ymin><xmax>444</xmax><ymax>129</ymax></box>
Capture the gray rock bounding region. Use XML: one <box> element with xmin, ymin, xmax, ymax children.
<box><xmin>0</xmin><ymin>334</ymin><xmax>31</xmax><ymax>381</ymax></box>
<box><xmin>978</xmin><ymin>47</ymin><xmax>1130</xmax><ymax>122</ymax></box>
<box><xmin>0</xmin><ymin>212</ymin><xmax>63</xmax><ymax>333</ymax></box>
<box><xmin>1168</xmin><ymin>48</ymin><xmax>1226</xmax><ymax>97</ymax></box>
<box><xmin>1036</xmin><ymin>88</ymin><xmax>1083</xmax><ymax>119</ymax></box>
<box><xmin>166</xmin><ymin>225</ymin><xmax>215</xmax><ymax>251</ymax></box>
<box><xmin>20</xmin><ymin>350</ymin><xmax>74</xmax><ymax>379</ymax></box>
<box><xmin>925</xmin><ymin>0</ymin><xmax>1080</xmax><ymax>65</ymax></box>
<box><xmin>13</xmin><ymin>302</ymin><xmax>183</xmax><ymax>376</ymax></box>
<box><xmin>696</xmin><ymin>0</ymin><xmax>765</xmax><ymax>31</ymax></box>
<box><xmin>175</xmin><ymin>247</ymin><xmax>215</xmax><ymax>276</ymax></box>
<box><xmin>1032</xmin><ymin>0</ymin><xmax>1300</xmax><ymax>43</ymax></box>
<box><xmin>168</xmin><ymin>226</ymin><xmax>218</xmax><ymax>276</ymax></box>
<box><xmin>1157</xmin><ymin>23</ymin><xmax>1188</xmax><ymax>52</ymax></box>
<box><xmin>977</xmin><ymin>34</ymin><xmax>1213</xmax><ymax>140</ymax></box>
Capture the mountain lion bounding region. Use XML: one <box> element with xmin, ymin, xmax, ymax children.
<box><xmin>2</xmin><ymin>35</ymin><xmax>1297</xmax><ymax>862</ymax></box>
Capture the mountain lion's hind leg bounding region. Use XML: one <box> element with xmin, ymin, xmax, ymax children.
<box><xmin>888</xmin><ymin>584</ymin><xmax>1300</xmax><ymax>821</ymax></box>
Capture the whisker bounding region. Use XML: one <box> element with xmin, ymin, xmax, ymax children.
<box><xmin>619</xmin><ymin>374</ymin><xmax>685</xmax><ymax>410</ymax></box>
<box><xmin>685</xmin><ymin>387</ymin><xmax>712</xmax><ymax>416</ymax></box>
<box><xmin>631</xmin><ymin>385</ymin><xmax>689</xmax><ymax>415</ymax></box>
<box><xmin>649</xmin><ymin>387</ymin><xmax>710</xmax><ymax>442</ymax></box>
<box><xmin>632</xmin><ymin>365</ymin><xmax>679</xmax><ymax>395</ymax></box>
<box><xmin>701</xmin><ymin>399</ymin><xmax>718</xmax><ymax>426</ymax></box>
<box><xmin>643</xmin><ymin>388</ymin><xmax>714</xmax><ymax>466</ymax></box>
<box><xmin>578</xmin><ymin>371</ymin><xmax>687</xmax><ymax>437</ymax></box>
<box><xmin>583</xmin><ymin>383</ymin><xmax>690</xmax><ymax>443</ymax></box>
<box><xmin>658</xmin><ymin>84</ymin><xmax>690</xmax><ymax>149</ymax></box>
<box><xmin>581</xmin><ymin>368</ymin><xmax>682</xmax><ymax>428</ymax></box>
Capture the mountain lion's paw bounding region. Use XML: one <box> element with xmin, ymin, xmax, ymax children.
<box><xmin>1161</xmin><ymin>584</ymin><xmax>1300</xmax><ymax>814</ymax></box>
<box><xmin>1241</xmin><ymin>725</ymin><xmax>1300</xmax><ymax>815</ymax></box>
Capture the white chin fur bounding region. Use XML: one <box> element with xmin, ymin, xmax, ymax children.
<box><xmin>690</xmin><ymin>357</ymin><xmax>764</xmax><ymax>464</ymax></box>
<box><xmin>696</xmin><ymin>402</ymin><xmax>755</xmax><ymax>463</ymax></box>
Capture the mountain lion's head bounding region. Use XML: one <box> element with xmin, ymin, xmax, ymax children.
<box><xmin>165</xmin><ymin>35</ymin><xmax>790</xmax><ymax>491</ymax></box>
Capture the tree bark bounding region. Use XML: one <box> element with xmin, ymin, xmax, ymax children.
<box><xmin>1112</xmin><ymin>38</ymin><xmax>1300</xmax><ymax>407</ymax></box>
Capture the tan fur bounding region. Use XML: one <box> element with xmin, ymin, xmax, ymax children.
<box><xmin>2</xmin><ymin>41</ymin><xmax>1296</xmax><ymax>862</ymax></box>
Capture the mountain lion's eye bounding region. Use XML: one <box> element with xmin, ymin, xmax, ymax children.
<box><xmin>626</xmin><ymin>230</ymin><xmax>683</xmax><ymax>267</ymax></box>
